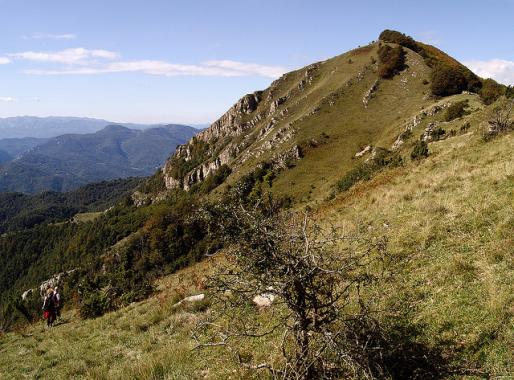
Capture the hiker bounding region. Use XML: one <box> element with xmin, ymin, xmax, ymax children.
<box><xmin>53</xmin><ymin>287</ymin><xmax>62</xmax><ymax>319</ymax></box>
<box><xmin>42</xmin><ymin>288</ymin><xmax>57</xmax><ymax>327</ymax></box>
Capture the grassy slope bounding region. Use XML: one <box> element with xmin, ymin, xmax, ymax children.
<box><xmin>1</xmin><ymin>121</ymin><xmax>512</xmax><ymax>379</ymax></box>
<box><xmin>0</xmin><ymin>258</ymin><xmax>277</xmax><ymax>380</ymax></box>
<box><xmin>320</xmin><ymin>130</ymin><xmax>514</xmax><ymax>373</ymax></box>
<box><xmin>213</xmin><ymin>43</ymin><xmax>436</xmax><ymax>206</ymax></box>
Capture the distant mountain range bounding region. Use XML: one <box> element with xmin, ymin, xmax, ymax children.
<box><xmin>0</xmin><ymin>124</ymin><xmax>198</xmax><ymax>193</ymax></box>
<box><xmin>0</xmin><ymin>116</ymin><xmax>208</xmax><ymax>139</ymax></box>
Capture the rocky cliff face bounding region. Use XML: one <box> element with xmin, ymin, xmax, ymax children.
<box><xmin>161</xmin><ymin>91</ymin><xmax>265</xmax><ymax>190</ymax></box>
<box><xmin>159</xmin><ymin>53</ymin><xmax>341</xmax><ymax>191</ymax></box>
<box><xmin>160</xmin><ymin>66</ymin><xmax>314</xmax><ymax>191</ymax></box>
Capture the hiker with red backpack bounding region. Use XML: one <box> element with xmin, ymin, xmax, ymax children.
<box><xmin>42</xmin><ymin>288</ymin><xmax>57</xmax><ymax>327</ymax></box>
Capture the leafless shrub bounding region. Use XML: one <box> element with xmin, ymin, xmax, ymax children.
<box><xmin>486</xmin><ymin>97</ymin><xmax>513</xmax><ymax>138</ymax></box>
<box><xmin>193</xmin><ymin>197</ymin><xmax>392</xmax><ymax>379</ymax></box>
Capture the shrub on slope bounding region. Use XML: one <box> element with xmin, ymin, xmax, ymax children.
<box><xmin>378</xmin><ymin>45</ymin><xmax>406</xmax><ymax>78</ymax></box>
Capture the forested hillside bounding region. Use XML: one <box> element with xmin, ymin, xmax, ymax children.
<box><xmin>0</xmin><ymin>177</ymin><xmax>143</xmax><ymax>233</ymax></box>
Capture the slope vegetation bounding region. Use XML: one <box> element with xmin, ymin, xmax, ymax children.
<box><xmin>1</xmin><ymin>126</ymin><xmax>512</xmax><ymax>377</ymax></box>
<box><xmin>0</xmin><ymin>30</ymin><xmax>513</xmax><ymax>378</ymax></box>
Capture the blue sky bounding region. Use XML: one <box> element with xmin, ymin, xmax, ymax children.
<box><xmin>1</xmin><ymin>0</ymin><xmax>513</xmax><ymax>124</ymax></box>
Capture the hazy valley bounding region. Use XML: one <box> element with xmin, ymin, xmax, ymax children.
<box><xmin>0</xmin><ymin>124</ymin><xmax>198</xmax><ymax>193</ymax></box>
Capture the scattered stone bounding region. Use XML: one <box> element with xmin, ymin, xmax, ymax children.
<box><xmin>253</xmin><ymin>293</ymin><xmax>275</xmax><ymax>307</ymax></box>
<box><xmin>268</xmin><ymin>96</ymin><xmax>287</xmax><ymax>115</ymax></box>
<box><xmin>171</xmin><ymin>293</ymin><xmax>206</xmax><ymax>308</ymax></box>
<box><xmin>271</xmin><ymin>145</ymin><xmax>302</xmax><ymax>169</ymax></box>
<box><xmin>21</xmin><ymin>289</ymin><xmax>33</xmax><ymax>301</ymax></box>
<box><xmin>421</xmin><ymin>122</ymin><xmax>447</xmax><ymax>142</ymax></box>
<box><xmin>355</xmin><ymin>145</ymin><xmax>372</xmax><ymax>158</ymax></box>
<box><xmin>308</xmin><ymin>106</ymin><xmax>321</xmax><ymax>116</ymax></box>
<box><xmin>392</xmin><ymin>102</ymin><xmax>452</xmax><ymax>150</ymax></box>
<box><xmin>38</xmin><ymin>269</ymin><xmax>77</xmax><ymax>297</ymax></box>
<box><xmin>255</xmin><ymin>125</ymin><xmax>296</xmax><ymax>159</ymax></box>
<box><xmin>363</xmin><ymin>79</ymin><xmax>380</xmax><ymax>108</ymax></box>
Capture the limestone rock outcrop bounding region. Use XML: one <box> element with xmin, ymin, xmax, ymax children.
<box><xmin>160</xmin><ymin>65</ymin><xmax>310</xmax><ymax>192</ymax></box>
<box><xmin>160</xmin><ymin>90</ymin><xmax>270</xmax><ymax>190</ymax></box>
<box><xmin>392</xmin><ymin>102</ymin><xmax>451</xmax><ymax>150</ymax></box>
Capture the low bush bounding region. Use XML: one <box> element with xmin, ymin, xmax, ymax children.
<box><xmin>460</xmin><ymin>122</ymin><xmax>471</xmax><ymax>133</ymax></box>
<box><xmin>411</xmin><ymin>140</ymin><xmax>429</xmax><ymax>160</ymax></box>
<box><xmin>79</xmin><ymin>289</ymin><xmax>112</xmax><ymax>319</ymax></box>
<box><xmin>479</xmin><ymin>78</ymin><xmax>506</xmax><ymax>105</ymax></box>
<box><xmin>484</xmin><ymin>97</ymin><xmax>514</xmax><ymax>140</ymax></box>
<box><xmin>430</xmin><ymin>65</ymin><xmax>468</xmax><ymax>96</ymax></box>
<box><xmin>430</xmin><ymin>127</ymin><xmax>446</xmax><ymax>141</ymax></box>
<box><xmin>506</xmin><ymin>86</ymin><xmax>514</xmax><ymax>99</ymax></box>
<box><xmin>445</xmin><ymin>100</ymin><xmax>469</xmax><ymax>121</ymax></box>
<box><xmin>398</xmin><ymin>129</ymin><xmax>413</xmax><ymax>141</ymax></box>
<box><xmin>79</xmin><ymin>267</ymin><xmax>154</xmax><ymax>319</ymax></box>
<box><xmin>336</xmin><ymin>148</ymin><xmax>402</xmax><ymax>192</ymax></box>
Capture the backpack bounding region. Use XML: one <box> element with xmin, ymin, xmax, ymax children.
<box><xmin>43</xmin><ymin>294</ymin><xmax>55</xmax><ymax>311</ymax></box>
<box><xmin>53</xmin><ymin>293</ymin><xmax>61</xmax><ymax>308</ymax></box>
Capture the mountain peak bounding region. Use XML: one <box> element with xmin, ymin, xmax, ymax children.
<box><xmin>97</xmin><ymin>124</ymin><xmax>133</xmax><ymax>135</ymax></box>
<box><xmin>153</xmin><ymin>32</ymin><xmax>510</xmax><ymax>200</ymax></box>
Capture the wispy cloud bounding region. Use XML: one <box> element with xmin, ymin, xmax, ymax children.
<box><xmin>22</xmin><ymin>33</ymin><xmax>76</xmax><ymax>40</ymax></box>
<box><xmin>23</xmin><ymin>60</ymin><xmax>287</xmax><ymax>78</ymax></box>
<box><xmin>465</xmin><ymin>59</ymin><xmax>514</xmax><ymax>85</ymax></box>
<box><xmin>0</xmin><ymin>97</ymin><xmax>15</xmax><ymax>102</ymax></box>
<box><xmin>0</xmin><ymin>57</ymin><xmax>11</xmax><ymax>64</ymax></box>
<box><xmin>9</xmin><ymin>48</ymin><xmax>119</xmax><ymax>64</ymax></box>
<box><xmin>9</xmin><ymin>47</ymin><xmax>288</xmax><ymax>79</ymax></box>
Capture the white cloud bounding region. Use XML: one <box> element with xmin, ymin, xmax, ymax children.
<box><xmin>9</xmin><ymin>48</ymin><xmax>119</xmax><ymax>64</ymax></box>
<box><xmin>0</xmin><ymin>97</ymin><xmax>15</xmax><ymax>102</ymax></box>
<box><xmin>10</xmin><ymin>47</ymin><xmax>288</xmax><ymax>79</ymax></box>
<box><xmin>465</xmin><ymin>59</ymin><xmax>514</xmax><ymax>85</ymax></box>
<box><xmin>22</xmin><ymin>59</ymin><xmax>288</xmax><ymax>79</ymax></box>
<box><xmin>22</xmin><ymin>33</ymin><xmax>76</xmax><ymax>40</ymax></box>
<box><xmin>0</xmin><ymin>57</ymin><xmax>11</xmax><ymax>64</ymax></box>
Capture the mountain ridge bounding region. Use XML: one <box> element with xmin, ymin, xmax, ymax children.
<box><xmin>0</xmin><ymin>115</ymin><xmax>204</xmax><ymax>139</ymax></box>
<box><xmin>0</xmin><ymin>124</ymin><xmax>198</xmax><ymax>193</ymax></box>
<box><xmin>153</xmin><ymin>30</ymin><xmax>511</xmax><ymax>205</ymax></box>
